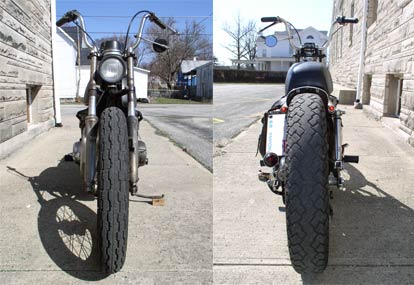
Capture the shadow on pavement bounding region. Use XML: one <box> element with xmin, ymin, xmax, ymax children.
<box><xmin>7</xmin><ymin>159</ymin><xmax>108</xmax><ymax>281</ymax></box>
<box><xmin>301</xmin><ymin>164</ymin><xmax>414</xmax><ymax>284</ymax></box>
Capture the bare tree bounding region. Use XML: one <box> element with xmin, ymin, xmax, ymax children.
<box><xmin>147</xmin><ymin>18</ymin><xmax>212</xmax><ymax>89</ymax></box>
<box><xmin>222</xmin><ymin>15</ymin><xmax>257</xmax><ymax>69</ymax></box>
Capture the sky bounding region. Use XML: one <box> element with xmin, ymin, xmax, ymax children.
<box><xmin>56</xmin><ymin>0</ymin><xmax>334</xmax><ymax>66</ymax></box>
<box><xmin>56</xmin><ymin>0</ymin><xmax>213</xmax><ymax>41</ymax></box>
<box><xmin>214</xmin><ymin>0</ymin><xmax>334</xmax><ymax>65</ymax></box>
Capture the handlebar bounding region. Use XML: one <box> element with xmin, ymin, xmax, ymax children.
<box><xmin>56</xmin><ymin>10</ymin><xmax>177</xmax><ymax>52</ymax></box>
<box><xmin>259</xmin><ymin>15</ymin><xmax>359</xmax><ymax>51</ymax></box>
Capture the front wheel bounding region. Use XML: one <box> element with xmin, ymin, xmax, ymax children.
<box><xmin>285</xmin><ymin>93</ymin><xmax>329</xmax><ymax>274</ymax></box>
<box><xmin>97</xmin><ymin>107</ymin><xmax>129</xmax><ymax>273</ymax></box>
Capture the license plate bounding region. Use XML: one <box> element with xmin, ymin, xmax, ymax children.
<box><xmin>266</xmin><ymin>113</ymin><xmax>286</xmax><ymax>155</ymax></box>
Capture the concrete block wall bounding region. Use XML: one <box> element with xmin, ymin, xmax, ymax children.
<box><xmin>0</xmin><ymin>0</ymin><xmax>54</xmax><ymax>144</ymax></box>
<box><xmin>330</xmin><ymin>0</ymin><xmax>414</xmax><ymax>145</ymax></box>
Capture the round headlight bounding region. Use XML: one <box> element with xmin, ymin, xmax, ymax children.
<box><xmin>98</xmin><ymin>57</ymin><xmax>125</xmax><ymax>83</ymax></box>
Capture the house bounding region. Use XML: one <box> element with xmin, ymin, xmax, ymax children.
<box><xmin>60</xmin><ymin>26</ymin><xmax>150</xmax><ymax>101</ymax></box>
<box><xmin>231</xmin><ymin>27</ymin><xmax>328</xmax><ymax>71</ymax></box>
<box><xmin>0</xmin><ymin>0</ymin><xmax>58</xmax><ymax>159</ymax></box>
<box><xmin>179</xmin><ymin>60</ymin><xmax>213</xmax><ymax>100</ymax></box>
<box><xmin>54</xmin><ymin>28</ymin><xmax>77</xmax><ymax>100</ymax></box>
<box><xmin>329</xmin><ymin>0</ymin><xmax>414</xmax><ymax>147</ymax></box>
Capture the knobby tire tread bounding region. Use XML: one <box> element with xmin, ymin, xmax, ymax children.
<box><xmin>285</xmin><ymin>93</ymin><xmax>329</xmax><ymax>274</ymax></box>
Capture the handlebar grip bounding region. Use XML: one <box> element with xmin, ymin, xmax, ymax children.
<box><xmin>56</xmin><ymin>10</ymin><xmax>79</xmax><ymax>27</ymax></box>
<box><xmin>261</xmin><ymin>17</ymin><xmax>280</xmax><ymax>23</ymax></box>
<box><xmin>56</xmin><ymin>17</ymin><xmax>70</xmax><ymax>27</ymax></box>
<box><xmin>346</xmin><ymin>17</ymin><xmax>359</xmax><ymax>23</ymax></box>
<box><xmin>336</xmin><ymin>16</ymin><xmax>359</xmax><ymax>24</ymax></box>
<box><xmin>149</xmin><ymin>13</ymin><xmax>167</xmax><ymax>29</ymax></box>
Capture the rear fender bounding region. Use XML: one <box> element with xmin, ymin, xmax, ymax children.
<box><xmin>286</xmin><ymin>86</ymin><xmax>329</xmax><ymax>107</ymax></box>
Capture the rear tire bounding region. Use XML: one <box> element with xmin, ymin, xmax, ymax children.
<box><xmin>97</xmin><ymin>107</ymin><xmax>129</xmax><ymax>274</ymax></box>
<box><xmin>285</xmin><ymin>93</ymin><xmax>329</xmax><ymax>274</ymax></box>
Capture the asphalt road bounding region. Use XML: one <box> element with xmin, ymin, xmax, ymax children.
<box><xmin>59</xmin><ymin>104</ymin><xmax>213</xmax><ymax>171</ymax></box>
<box><xmin>139</xmin><ymin>104</ymin><xmax>213</xmax><ymax>171</ymax></box>
<box><xmin>213</xmin><ymin>83</ymin><xmax>285</xmax><ymax>146</ymax></box>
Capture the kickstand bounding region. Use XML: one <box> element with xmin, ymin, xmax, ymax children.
<box><xmin>133</xmin><ymin>193</ymin><xmax>165</xmax><ymax>206</ymax></box>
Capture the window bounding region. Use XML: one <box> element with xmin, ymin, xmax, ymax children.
<box><xmin>385</xmin><ymin>74</ymin><xmax>403</xmax><ymax>117</ymax></box>
<box><xmin>367</xmin><ymin>0</ymin><xmax>378</xmax><ymax>28</ymax></box>
<box><xmin>26</xmin><ymin>85</ymin><xmax>40</xmax><ymax>124</ymax></box>
<box><xmin>349</xmin><ymin>2</ymin><xmax>355</xmax><ymax>46</ymax></box>
<box><xmin>262</xmin><ymin>48</ymin><xmax>267</xmax><ymax>57</ymax></box>
<box><xmin>362</xmin><ymin>74</ymin><xmax>372</xmax><ymax>105</ymax></box>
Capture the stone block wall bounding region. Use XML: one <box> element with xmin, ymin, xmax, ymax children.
<box><xmin>330</xmin><ymin>0</ymin><xmax>414</xmax><ymax>145</ymax></box>
<box><xmin>0</xmin><ymin>0</ymin><xmax>54</xmax><ymax>143</ymax></box>
<box><xmin>329</xmin><ymin>0</ymin><xmax>365</xmax><ymax>88</ymax></box>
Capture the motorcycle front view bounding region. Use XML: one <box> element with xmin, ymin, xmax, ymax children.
<box><xmin>57</xmin><ymin>10</ymin><xmax>177</xmax><ymax>274</ymax></box>
<box><xmin>257</xmin><ymin>16</ymin><xmax>360</xmax><ymax>274</ymax></box>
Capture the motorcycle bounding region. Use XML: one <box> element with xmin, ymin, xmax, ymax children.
<box><xmin>57</xmin><ymin>10</ymin><xmax>177</xmax><ymax>273</ymax></box>
<box><xmin>257</xmin><ymin>16</ymin><xmax>359</xmax><ymax>273</ymax></box>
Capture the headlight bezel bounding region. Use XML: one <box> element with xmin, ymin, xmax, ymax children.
<box><xmin>98</xmin><ymin>55</ymin><xmax>126</xmax><ymax>84</ymax></box>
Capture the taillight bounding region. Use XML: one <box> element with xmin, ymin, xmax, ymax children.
<box><xmin>328</xmin><ymin>104</ymin><xmax>335</xmax><ymax>114</ymax></box>
<box><xmin>263</xmin><ymin>152</ymin><xmax>279</xmax><ymax>167</ymax></box>
<box><xmin>280</xmin><ymin>106</ymin><xmax>288</xmax><ymax>113</ymax></box>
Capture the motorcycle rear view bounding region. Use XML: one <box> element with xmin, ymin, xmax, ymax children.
<box><xmin>257</xmin><ymin>16</ymin><xmax>359</xmax><ymax>274</ymax></box>
<box><xmin>57</xmin><ymin>10</ymin><xmax>177</xmax><ymax>274</ymax></box>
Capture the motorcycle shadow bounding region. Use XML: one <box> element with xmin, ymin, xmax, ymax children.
<box><xmin>7</xmin><ymin>159</ymin><xmax>108</xmax><ymax>281</ymax></box>
<box><xmin>302</xmin><ymin>163</ymin><xmax>414</xmax><ymax>284</ymax></box>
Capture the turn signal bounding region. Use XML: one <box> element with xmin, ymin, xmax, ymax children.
<box><xmin>263</xmin><ymin>152</ymin><xmax>279</xmax><ymax>167</ymax></box>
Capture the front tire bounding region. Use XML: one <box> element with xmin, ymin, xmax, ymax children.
<box><xmin>97</xmin><ymin>107</ymin><xmax>129</xmax><ymax>273</ymax></box>
<box><xmin>285</xmin><ymin>93</ymin><xmax>329</xmax><ymax>274</ymax></box>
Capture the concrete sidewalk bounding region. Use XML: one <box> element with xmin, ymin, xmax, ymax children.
<box><xmin>213</xmin><ymin>105</ymin><xmax>414</xmax><ymax>284</ymax></box>
<box><xmin>0</xmin><ymin>113</ymin><xmax>212</xmax><ymax>284</ymax></box>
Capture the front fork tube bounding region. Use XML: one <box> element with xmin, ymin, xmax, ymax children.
<box><xmin>83</xmin><ymin>50</ymin><xmax>99</xmax><ymax>193</ymax></box>
<box><xmin>126</xmin><ymin>50</ymin><xmax>140</xmax><ymax>193</ymax></box>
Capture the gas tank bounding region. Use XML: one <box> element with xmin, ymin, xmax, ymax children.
<box><xmin>285</xmin><ymin>62</ymin><xmax>333</xmax><ymax>94</ymax></box>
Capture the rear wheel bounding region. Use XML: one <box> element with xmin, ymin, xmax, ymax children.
<box><xmin>285</xmin><ymin>93</ymin><xmax>329</xmax><ymax>274</ymax></box>
<box><xmin>97</xmin><ymin>107</ymin><xmax>129</xmax><ymax>273</ymax></box>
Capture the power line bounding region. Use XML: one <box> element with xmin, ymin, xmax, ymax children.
<box><xmin>85</xmin><ymin>32</ymin><xmax>213</xmax><ymax>36</ymax></box>
<box><xmin>57</xmin><ymin>15</ymin><xmax>213</xmax><ymax>19</ymax></box>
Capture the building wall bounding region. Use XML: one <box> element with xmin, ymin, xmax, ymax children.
<box><xmin>196</xmin><ymin>62</ymin><xmax>213</xmax><ymax>99</ymax></box>
<box><xmin>329</xmin><ymin>0</ymin><xmax>364</xmax><ymax>88</ymax></box>
<box><xmin>330</xmin><ymin>0</ymin><xmax>414</xmax><ymax>144</ymax></box>
<box><xmin>0</xmin><ymin>0</ymin><xmax>54</xmax><ymax>143</ymax></box>
<box><xmin>134</xmin><ymin>68</ymin><xmax>149</xmax><ymax>99</ymax></box>
<box><xmin>54</xmin><ymin>28</ymin><xmax>77</xmax><ymax>99</ymax></box>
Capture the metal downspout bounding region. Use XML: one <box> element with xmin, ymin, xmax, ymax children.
<box><xmin>50</xmin><ymin>0</ymin><xmax>62</xmax><ymax>126</ymax></box>
<box><xmin>355</xmin><ymin>0</ymin><xmax>369</xmax><ymax>109</ymax></box>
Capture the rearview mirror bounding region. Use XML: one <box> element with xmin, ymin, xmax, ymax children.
<box><xmin>153</xmin><ymin>38</ymin><xmax>168</xmax><ymax>53</ymax></box>
<box><xmin>264</xmin><ymin>35</ymin><xmax>278</xmax><ymax>47</ymax></box>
